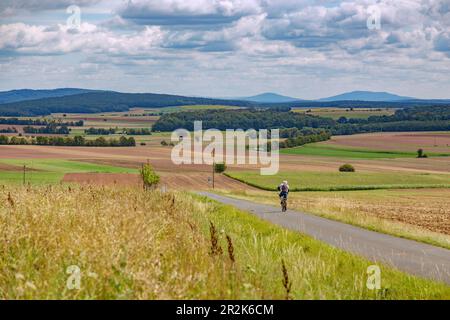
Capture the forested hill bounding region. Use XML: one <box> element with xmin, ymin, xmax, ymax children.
<box><xmin>0</xmin><ymin>92</ymin><xmax>254</xmax><ymax>116</ymax></box>
<box><xmin>0</xmin><ymin>88</ymin><xmax>97</xmax><ymax>104</ymax></box>
<box><xmin>153</xmin><ymin>109</ymin><xmax>335</xmax><ymax>131</ymax></box>
<box><xmin>153</xmin><ymin>106</ymin><xmax>450</xmax><ymax>134</ymax></box>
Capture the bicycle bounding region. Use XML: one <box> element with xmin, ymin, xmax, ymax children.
<box><xmin>280</xmin><ymin>195</ymin><xmax>287</xmax><ymax>212</ymax></box>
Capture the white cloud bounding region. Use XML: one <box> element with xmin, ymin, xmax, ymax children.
<box><xmin>0</xmin><ymin>0</ymin><xmax>449</xmax><ymax>98</ymax></box>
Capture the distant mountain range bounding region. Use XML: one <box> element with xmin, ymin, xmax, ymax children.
<box><xmin>318</xmin><ymin>91</ymin><xmax>414</xmax><ymax>102</ymax></box>
<box><xmin>0</xmin><ymin>88</ymin><xmax>448</xmax><ymax>117</ymax></box>
<box><xmin>239</xmin><ymin>91</ymin><xmax>417</xmax><ymax>102</ymax></box>
<box><xmin>240</xmin><ymin>93</ymin><xmax>301</xmax><ymax>103</ymax></box>
<box><xmin>0</xmin><ymin>88</ymin><xmax>99</xmax><ymax>104</ymax></box>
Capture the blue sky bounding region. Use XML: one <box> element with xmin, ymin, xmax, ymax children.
<box><xmin>0</xmin><ymin>0</ymin><xmax>449</xmax><ymax>99</ymax></box>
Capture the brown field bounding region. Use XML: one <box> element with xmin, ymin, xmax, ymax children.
<box><xmin>0</xmin><ymin>162</ymin><xmax>24</xmax><ymax>171</ymax></box>
<box><xmin>327</xmin><ymin>132</ymin><xmax>450</xmax><ymax>153</ymax></box>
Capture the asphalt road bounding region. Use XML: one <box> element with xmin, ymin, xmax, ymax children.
<box><xmin>199</xmin><ymin>192</ymin><xmax>450</xmax><ymax>285</ymax></box>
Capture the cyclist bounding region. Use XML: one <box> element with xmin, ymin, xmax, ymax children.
<box><xmin>278</xmin><ymin>180</ymin><xmax>289</xmax><ymax>210</ymax></box>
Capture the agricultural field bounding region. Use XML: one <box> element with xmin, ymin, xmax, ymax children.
<box><xmin>292</xmin><ymin>107</ymin><xmax>396</xmax><ymax>119</ymax></box>
<box><xmin>225</xmin><ymin>171</ymin><xmax>450</xmax><ymax>191</ymax></box>
<box><xmin>0</xmin><ymin>185</ymin><xmax>448</xmax><ymax>299</ymax></box>
<box><xmin>281</xmin><ymin>133</ymin><xmax>450</xmax><ymax>158</ymax></box>
<box><xmin>327</xmin><ymin>132</ymin><xmax>450</xmax><ymax>153</ymax></box>
<box><xmin>0</xmin><ymin>129</ymin><xmax>449</xmax><ymax>298</ymax></box>
<box><xmin>0</xmin><ymin>159</ymin><xmax>138</xmax><ymax>184</ymax></box>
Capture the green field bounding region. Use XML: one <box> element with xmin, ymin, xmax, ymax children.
<box><xmin>225</xmin><ymin>171</ymin><xmax>450</xmax><ymax>191</ymax></box>
<box><xmin>281</xmin><ymin>143</ymin><xmax>450</xmax><ymax>159</ymax></box>
<box><xmin>0</xmin><ymin>159</ymin><xmax>138</xmax><ymax>184</ymax></box>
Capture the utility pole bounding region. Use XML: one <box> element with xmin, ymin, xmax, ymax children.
<box><xmin>212</xmin><ymin>149</ymin><xmax>215</xmax><ymax>189</ymax></box>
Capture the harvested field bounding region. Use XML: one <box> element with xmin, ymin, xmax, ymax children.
<box><xmin>63</xmin><ymin>171</ymin><xmax>257</xmax><ymax>191</ymax></box>
<box><xmin>0</xmin><ymin>163</ymin><xmax>23</xmax><ymax>171</ymax></box>
<box><xmin>327</xmin><ymin>132</ymin><xmax>450</xmax><ymax>153</ymax></box>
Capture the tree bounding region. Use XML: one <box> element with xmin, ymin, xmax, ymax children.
<box><xmin>214</xmin><ymin>163</ymin><xmax>227</xmax><ymax>173</ymax></box>
<box><xmin>0</xmin><ymin>135</ymin><xmax>9</xmax><ymax>145</ymax></box>
<box><xmin>339</xmin><ymin>164</ymin><xmax>355</xmax><ymax>172</ymax></box>
<box><xmin>417</xmin><ymin>149</ymin><xmax>428</xmax><ymax>158</ymax></box>
<box><xmin>140</xmin><ymin>163</ymin><xmax>160</xmax><ymax>190</ymax></box>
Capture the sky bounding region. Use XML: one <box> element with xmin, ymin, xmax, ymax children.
<box><xmin>0</xmin><ymin>0</ymin><xmax>449</xmax><ymax>99</ymax></box>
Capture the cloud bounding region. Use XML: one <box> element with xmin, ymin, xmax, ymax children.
<box><xmin>0</xmin><ymin>1</ymin><xmax>449</xmax><ymax>98</ymax></box>
<box><xmin>117</xmin><ymin>0</ymin><xmax>261</xmax><ymax>26</ymax></box>
<box><xmin>0</xmin><ymin>22</ymin><xmax>164</xmax><ymax>55</ymax></box>
<box><xmin>0</xmin><ymin>0</ymin><xmax>103</xmax><ymax>16</ymax></box>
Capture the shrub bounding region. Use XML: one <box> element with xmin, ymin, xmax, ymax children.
<box><xmin>140</xmin><ymin>163</ymin><xmax>160</xmax><ymax>189</ymax></box>
<box><xmin>214</xmin><ymin>162</ymin><xmax>227</xmax><ymax>173</ymax></box>
<box><xmin>339</xmin><ymin>164</ymin><xmax>355</xmax><ymax>172</ymax></box>
<box><xmin>417</xmin><ymin>149</ymin><xmax>428</xmax><ymax>158</ymax></box>
<box><xmin>161</xmin><ymin>140</ymin><xmax>168</xmax><ymax>146</ymax></box>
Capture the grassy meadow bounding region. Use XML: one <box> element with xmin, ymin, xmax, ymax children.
<box><xmin>0</xmin><ymin>185</ymin><xmax>448</xmax><ymax>299</ymax></box>
<box><xmin>0</xmin><ymin>159</ymin><xmax>138</xmax><ymax>184</ymax></box>
<box><xmin>280</xmin><ymin>143</ymin><xmax>450</xmax><ymax>159</ymax></box>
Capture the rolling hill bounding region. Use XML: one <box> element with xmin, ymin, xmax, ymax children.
<box><xmin>240</xmin><ymin>92</ymin><xmax>301</xmax><ymax>103</ymax></box>
<box><xmin>319</xmin><ymin>91</ymin><xmax>414</xmax><ymax>102</ymax></box>
<box><xmin>0</xmin><ymin>88</ymin><xmax>99</xmax><ymax>104</ymax></box>
<box><xmin>0</xmin><ymin>91</ymin><xmax>254</xmax><ymax>116</ymax></box>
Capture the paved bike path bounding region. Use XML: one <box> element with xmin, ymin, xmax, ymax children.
<box><xmin>199</xmin><ymin>192</ymin><xmax>450</xmax><ymax>285</ymax></box>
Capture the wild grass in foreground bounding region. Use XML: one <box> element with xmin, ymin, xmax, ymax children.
<box><xmin>0</xmin><ymin>185</ymin><xmax>448</xmax><ymax>299</ymax></box>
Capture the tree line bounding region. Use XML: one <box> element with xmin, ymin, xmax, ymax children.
<box><xmin>153</xmin><ymin>109</ymin><xmax>335</xmax><ymax>132</ymax></box>
<box><xmin>23</xmin><ymin>124</ymin><xmax>70</xmax><ymax>134</ymax></box>
<box><xmin>0</xmin><ymin>127</ymin><xmax>17</xmax><ymax>133</ymax></box>
<box><xmin>0</xmin><ymin>118</ymin><xmax>83</xmax><ymax>126</ymax></box>
<box><xmin>0</xmin><ymin>135</ymin><xmax>136</xmax><ymax>147</ymax></box>
<box><xmin>278</xmin><ymin>128</ymin><xmax>331</xmax><ymax>148</ymax></box>
<box><xmin>84</xmin><ymin>127</ymin><xmax>152</xmax><ymax>135</ymax></box>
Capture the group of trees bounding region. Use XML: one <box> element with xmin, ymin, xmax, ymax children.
<box><xmin>153</xmin><ymin>109</ymin><xmax>335</xmax><ymax>132</ymax></box>
<box><xmin>124</xmin><ymin>128</ymin><xmax>152</xmax><ymax>135</ymax></box>
<box><xmin>0</xmin><ymin>118</ymin><xmax>83</xmax><ymax>126</ymax></box>
<box><xmin>23</xmin><ymin>124</ymin><xmax>70</xmax><ymax>134</ymax></box>
<box><xmin>153</xmin><ymin>105</ymin><xmax>450</xmax><ymax>139</ymax></box>
<box><xmin>0</xmin><ymin>135</ymin><xmax>136</xmax><ymax>147</ymax></box>
<box><xmin>333</xmin><ymin>106</ymin><xmax>450</xmax><ymax>135</ymax></box>
<box><xmin>85</xmin><ymin>127</ymin><xmax>116</xmax><ymax>135</ymax></box>
<box><xmin>0</xmin><ymin>127</ymin><xmax>17</xmax><ymax>133</ymax></box>
<box><xmin>84</xmin><ymin>127</ymin><xmax>152</xmax><ymax>135</ymax></box>
<box><xmin>278</xmin><ymin>128</ymin><xmax>331</xmax><ymax>149</ymax></box>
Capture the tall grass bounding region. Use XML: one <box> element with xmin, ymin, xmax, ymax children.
<box><xmin>0</xmin><ymin>185</ymin><xmax>448</xmax><ymax>299</ymax></box>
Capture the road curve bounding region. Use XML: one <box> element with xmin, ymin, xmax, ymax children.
<box><xmin>199</xmin><ymin>192</ymin><xmax>450</xmax><ymax>285</ymax></box>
